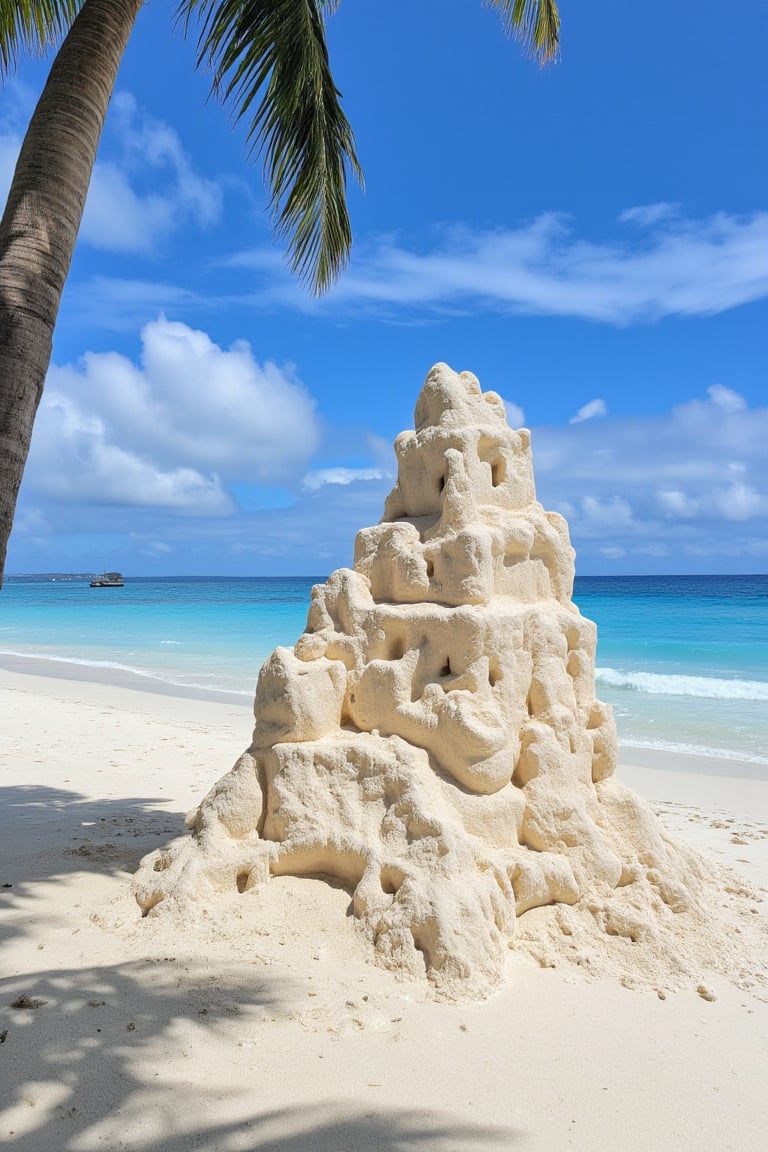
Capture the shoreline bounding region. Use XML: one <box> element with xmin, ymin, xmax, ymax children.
<box><xmin>2</xmin><ymin>663</ymin><xmax>767</xmax><ymax>1150</ymax></box>
<box><xmin>0</xmin><ymin>650</ymin><xmax>255</xmax><ymax>709</ymax></box>
<box><xmin>2</xmin><ymin>659</ymin><xmax>767</xmax><ymax>889</ymax></box>
<box><xmin>2</xmin><ymin>648</ymin><xmax>766</xmax><ymax>778</ymax></box>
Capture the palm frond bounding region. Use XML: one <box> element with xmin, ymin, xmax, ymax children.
<box><xmin>179</xmin><ymin>0</ymin><xmax>362</xmax><ymax>296</ymax></box>
<box><xmin>486</xmin><ymin>0</ymin><xmax>560</xmax><ymax>65</ymax></box>
<box><xmin>0</xmin><ymin>0</ymin><xmax>82</xmax><ymax>74</ymax></box>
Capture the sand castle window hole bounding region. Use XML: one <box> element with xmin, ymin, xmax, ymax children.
<box><xmin>389</xmin><ymin>636</ymin><xmax>405</xmax><ymax>660</ymax></box>
<box><xmin>380</xmin><ymin>866</ymin><xmax>405</xmax><ymax>895</ymax></box>
<box><xmin>477</xmin><ymin>436</ymin><xmax>507</xmax><ymax>489</ymax></box>
<box><xmin>140</xmin><ymin>891</ymin><xmax>164</xmax><ymax>917</ymax></box>
<box><xmin>410</xmin><ymin>924</ymin><xmax>435</xmax><ymax>971</ymax></box>
<box><xmin>565</xmin><ymin>627</ymin><xmax>581</xmax><ymax>651</ymax></box>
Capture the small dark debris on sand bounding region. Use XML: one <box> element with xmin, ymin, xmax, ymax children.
<box><xmin>10</xmin><ymin>996</ymin><xmax>47</xmax><ymax>1010</ymax></box>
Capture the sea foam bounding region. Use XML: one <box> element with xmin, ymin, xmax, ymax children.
<box><xmin>596</xmin><ymin>667</ymin><xmax>768</xmax><ymax>702</ymax></box>
<box><xmin>618</xmin><ymin>736</ymin><xmax>768</xmax><ymax>767</ymax></box>
<box><xmin>0</xmin><ymin>647</ymin><xmax>252</xmax><ymax>698</ymax></box>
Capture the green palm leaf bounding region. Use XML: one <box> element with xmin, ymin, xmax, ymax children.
<box><xmin>0</xmin><ymin>0</ymin><xmax>82</xmax><ymax>73</ymax></box>
<box><xmin>180</xmin><ymin>0</ymin><xmax>363</xmax><ymax>296</ymax></box>
<box><xmin>487</xmin><ymin>0</ymin><xmax>560</xmax><ymax>64</ymax></box>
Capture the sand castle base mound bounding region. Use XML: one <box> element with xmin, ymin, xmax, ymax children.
<box><xmin>134</xmin><ymin>365</ymin><xmax>767</xmax><ymax>1001</ymax></box>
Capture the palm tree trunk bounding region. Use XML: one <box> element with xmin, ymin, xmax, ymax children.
<box><xmin>0</xmin><ymin>0</ymin><xmax>143</xmax><ymax>586</ymax></box>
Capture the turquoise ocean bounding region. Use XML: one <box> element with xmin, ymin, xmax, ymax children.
<box><xmin>1</xmin><ymin>574</ymin><xmax>766</xmax><ymax>767</ymax></box>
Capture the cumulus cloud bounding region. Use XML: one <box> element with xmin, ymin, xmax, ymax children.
<box><xmin>79</xmin><ymin>93</ymin><xmax>221</xmax><ymax>253</ymax></box>
<box><xmin>579</xmin><ymin>495</ymin><xmax>635</xmax><ymax>531</ymax></box>
<box><xmin>533</xmin><ymin>384</ymin><xmax>768</xmax><ymax>564</ymax></box>
<box><xmin>24</xmin><ymin>318</ymin><xmax>321</xmax><ymax>512</ymax></box>
<box><xmin>81</xmin><ymin>163</ymin><xmax>178</xmax><ymax>255</ymax></box>
<box><xmin>658</xmin><ymin>482</ymin><xmax>766</xmax><ymax>522</ymax></box>
<box><xmin>569</xmin><ymin>398</ymin><xmax>607</xmax><ymax>424</ymax></box>
<box><xmin>233</xmin><ymin>209</ymin><xmax>768</xmax><ymax>325</ymax></box>
<box><xmin>31</xmin><ymin>391</ymin><xmax>233</xmax><ymax>513</ymax></box>
<box><xmin>1</xmin><ymin>86</ymin><xmax>221</xmax><ymax>255</ymax></box>
<box><xmin>656</xmin><ymin>489</ymin><xmax>700</xmax><ymax>518</ymax></box>
<box><xmin>11</xmin><ymin>352</ymin><xmax>768</xmax><ymax>575</ymax></box>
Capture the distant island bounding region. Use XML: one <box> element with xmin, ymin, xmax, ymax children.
<box><xmin>5</xmin><ymin>573</ymin><xmax>97</xmax><ymax>582</ymax></box>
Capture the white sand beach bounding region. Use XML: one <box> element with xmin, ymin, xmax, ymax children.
<box><xmin>2</xmin><ymin>661</ymin><xmax>767</xmax><ymax>1152</ymax></box>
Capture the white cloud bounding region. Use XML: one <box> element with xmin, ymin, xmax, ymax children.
<box><xmin>112</xmin><ymin>94</ymin><xmax>220</xmax><ymax>223</ymax></box>
<box><xmin>618</xmin><ymin>203</ymin><xmax>680</xmax><ymax>227</ymax></box>
<box><xmin>532</xmin><ymin>385</ymin><xmax>768</xmax><ymax>563</ymax></box>
<box><xmin>303</xmin><ymin>468</ymin><xmax>389</xmax><ymax>490</ymax></box>
<box><xmin>79</xmin><ymin>93</ymin><xmax>221</xmax><ymax>253</ymax></box>
<box><xmin>11</xmin><ymin>355</ymin><xmax>768</xmax><ymax>575</ymax></box>
<box><xmin>29</xmin><ymin>390</ymin><xmax>233</xmax><ymax>513</ymax></box>
<box><xmin>657</xmin><ymin>489</ymin><xmax>700</xmax><ymax>517</ymax></box>
<box><xmin>24</xmin><ymin>318</ymin><xmax>321</xmax><ymax>511</ymax></box>
<box><xmin>634</xmin><ymin>544</ymin><xmax>669</xmax><ymax>558</ymax></box>
<box><xmin>579</xmin><ymin>495</ymin><xmax>635</xmax><ymax>532</ymax></box>
<box><xmin>708</xmin><ymin>383</ymin><xmax>746</xmax><ymax>413</ymax></box>
<box><xmin>712</xmin><ymin>483</ymin><xmax>766</xmax><ymax>520</ymax></box>
<box><xmin>659</xmin><ymin>482</ymin><xmax>766</xmax><ymax>522</ymax></box>
<box><xmin>80</xmin><ymin>162</ymin><xmax>177</xmax><ymax>255</ymax></box>
<box><xmin>367</xmin><ymin>433</ymin><xmax>397</xmax><ymax>470</ymax></box>
<box><xmin>1</xmin><ymin>86</ymin><xmax>221</xmax><ymax>255</ymax></box>
<box><xmin>503</xmin><ymin>399</ymin><xmax>526</xmax><ymax>428</ymax></box>
<box><xmin>569</xmin><ymin>398</ymin><xmax>607</xmax><ymax>424</ymax></box>
<box><xmin>234</xmin><ymin>209</ymin><xmax>768</xmax><ymax>325</ymax></box>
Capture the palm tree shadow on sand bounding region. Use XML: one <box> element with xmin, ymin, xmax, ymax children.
<box><xmin>0</xmin><ymin>960</ymin><xmax>520</xmax><ymax>1151</ymax></box>
<box><xmin>0</xmin><ymin>783</ymin><xmax>187</xmax><ymax>947</ymax></box>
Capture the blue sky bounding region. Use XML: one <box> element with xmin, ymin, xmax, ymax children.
<box><xmin>3</xmin><ymin>0</ymin><xmax>767</xmax><ymax>577</ymax></box>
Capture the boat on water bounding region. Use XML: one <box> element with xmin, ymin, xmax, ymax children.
<box><xmin>90</xmin><ymin>572</ymin><xmax>125</xmax><ymax>588</ymax></box>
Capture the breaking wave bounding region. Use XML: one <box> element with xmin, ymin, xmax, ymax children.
<box><xmin>596</xmin><ymin>667</ymin><xmax>768</xmax><ymax>702</ymax></box>
<box><xmin>618</xmin><ymin>737</ymin><xmax>768</xmax><ymax>767</ymax></box>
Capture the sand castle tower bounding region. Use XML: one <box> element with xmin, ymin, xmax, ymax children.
<box><xmin>135</xmin><ymin>365</ymin><xmax>735</xmax><ymax>999</ymax></box>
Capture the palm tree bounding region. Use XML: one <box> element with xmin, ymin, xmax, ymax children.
<box><xmin>0</xmin><ymin>0</ymin><xmax>560</xmax><ymax>585</ymax></box>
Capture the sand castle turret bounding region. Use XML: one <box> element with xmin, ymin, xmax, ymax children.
<box><xmin>135</xmin><ymin>365</ymin><xmax>748</xmax><ymax>1000</ymax></box>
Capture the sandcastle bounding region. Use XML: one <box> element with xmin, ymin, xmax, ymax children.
<box><xmin>135</xmin><ymin>364</ymin><xmax>752</xmax><ymax>1000</ymax></box>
